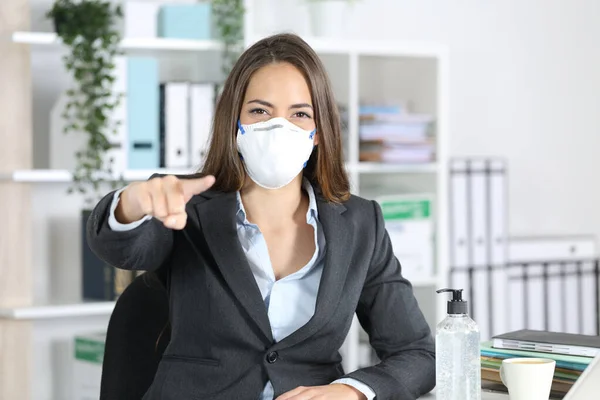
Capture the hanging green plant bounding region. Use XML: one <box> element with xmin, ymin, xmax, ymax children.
<box><xmin>46</xmin><ymin>0</ymin><xmax>125</xmax><ymax>206</ymax></box>
<box><xmin>211</xmin><ymin>0</ymin><xmax>245</xmax><ymax>77</ymax></box>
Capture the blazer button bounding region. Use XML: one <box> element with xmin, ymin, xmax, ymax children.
<box><xmin>266</xmin><ymin>351</ymin><xmax>279</xmax><ymax>364</ymax></box>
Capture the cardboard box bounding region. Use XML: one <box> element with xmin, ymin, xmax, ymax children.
<box><xmin>73</xmin><ymin>333</ymin><xmax>106</xmax><ymax>400</ymax></box>
<box><xmin>377</xmin><ymin>194</ymin><xmax>435</xmax><ymax>281</ymax></box>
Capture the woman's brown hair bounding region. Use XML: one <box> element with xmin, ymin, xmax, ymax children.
<box><xmin>201</xmin><ymin>33</ymin><xmax>350</xmax><ymax>203</ymax></box>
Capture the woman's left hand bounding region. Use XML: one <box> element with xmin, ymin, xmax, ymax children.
<box><xmin>275</xmin><ymin>384</ymin><xmax>367</xmax><ymax>400</ymax></box>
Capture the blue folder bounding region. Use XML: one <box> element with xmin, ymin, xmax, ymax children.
<box><xmin>127</xmin><ymin>57</ymin><xmax>160</xmax><ymax>169</ymax></box>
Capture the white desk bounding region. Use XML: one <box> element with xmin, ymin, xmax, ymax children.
<box><xmin>420</xmin><ymin>390</ymin><xmax>508</xmax><ymax>399</ymax></box>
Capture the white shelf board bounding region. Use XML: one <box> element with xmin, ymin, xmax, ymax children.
<box><xmin>1</xmin><ymin>164</ymin><xmax>437</xmax><ymax>183</ymax></box>
<box><xmin>0</xmin><ymin>301</ymin><xmax>115</xmax><ymax>320</ymax></box>
<box><xmin>0</xmin><ymin>168</ymin><xmax>197</xmax><ymax>183</ymax></box>
<box><xmin>12</xmin><ymin>31</ymin><xmax>223</xmax><ymax>52</ymax></box>
<box><xmin>354</xmin><ymin>162</ymin><xmax>438</xmax><ymax>174</ymax></box>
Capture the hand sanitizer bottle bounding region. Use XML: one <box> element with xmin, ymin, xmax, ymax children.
<box><xmin>435</xmin><ymin>288</ymin><xmax>481</xmax><ymax>400</ymax></box>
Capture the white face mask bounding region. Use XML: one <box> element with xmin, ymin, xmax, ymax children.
<box><xmin>237</xmin><ymin>117</ymin><xmax>316</xmax><ymax>189</ymax></box>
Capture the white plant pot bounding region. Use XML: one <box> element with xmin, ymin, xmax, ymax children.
<box><xmin>308</xmin><ymin>0</ymin><xmax>349</xmax><ymax>38</ymax></box>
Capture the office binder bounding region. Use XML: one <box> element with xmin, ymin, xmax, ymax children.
<box><xmin>449</xmin><ymin>160</ymin><xmax>469</xmax><ymax>269</ymax></box>
<box><xmin>164</xmin><ymin>82</ymin><xmax>191</xmax><ymax>168</ymax></box>
<box><xmin>127</xmin><ymin>57</ymin><xmax>160</xmax><ymax>170</ymax></box>
<box><xmin>489</xmin><ymin>159</ymin><xmax>508</xmax><ymax>335</ymax></box>
<box><xmin>449</xmin><ymin>160</ymin><xmax>472</xmax><ymax>335</ymax></box>
<box><xmin>124</xmin><ymin>1</ymin><xmax>160</xmax><ymax>38</ymax></box>
<box><xmin>189</xmin><ymin>83</ymin><xmax>215</xmax><ymax>168</ymax></box>
<box><xmin>449</xmin><ymin>158</ymin><xmax>509</xmax><ymax>341</ymax></box>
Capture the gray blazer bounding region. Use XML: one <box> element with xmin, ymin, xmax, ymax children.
<box><xmin>86</xmin><ymin>174</ymin><xmax>436</xmax><ymax>400</ymax></box>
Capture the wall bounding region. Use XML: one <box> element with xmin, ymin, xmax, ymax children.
<box><xmin>263</xmin><ymin>0</ymin><xmax>600</xmax><ymax>241</ymax></box>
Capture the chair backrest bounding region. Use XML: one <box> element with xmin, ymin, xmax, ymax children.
<box><xmin>100</xmin><ymin>271</ymin><xmax>170</xmax><ymax>400</ymax></box>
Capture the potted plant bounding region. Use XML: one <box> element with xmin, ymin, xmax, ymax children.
<box><xmin>212</xmin><ymin>0</ymin><xmax>245</xmax><ymax>78</ymax></box>
<box><xmin>47</xmin><ymin>0</ymin><xmax>124</xmax><ymax>206</ymax></box>
<box><xmin>47</xmin><ymin>0</ymin><xmax>128</xmax><ymax>300</ymax></box>
<box><xmin>307</xmin><ymin>0</ymin><xmax>356</xmax><ymax>38</ymax></box>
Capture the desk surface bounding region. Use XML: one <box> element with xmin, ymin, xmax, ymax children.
<box><xmin>419</xmin><ymin>383</ymin><xmax>564</xmax><ymax>399</ymax></box>
<box><xmin>420</xmin><ymin>390</ymin><xmax>508</xmax><ymax>399</ymax></box>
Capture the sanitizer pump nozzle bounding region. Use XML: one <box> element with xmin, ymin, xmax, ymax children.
<box><xmin>436</xmin><ymin>288</ymin><xmax>469</xmax><ymax>315</ymax></box>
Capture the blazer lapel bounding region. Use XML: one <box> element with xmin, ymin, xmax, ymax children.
<box><xmin>273</xmin><ymin>197</ymin><xmax>353</xmax><ymax>351</ymax></box>
<box><xmin>189</xmin><ymin>192</ymin><xmax>273</xmax><ymax>343</ymax></box>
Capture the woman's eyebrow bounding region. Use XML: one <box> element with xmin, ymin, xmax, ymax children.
<box><xmin>247</xmin><ymin>99</ymin><xmax>274</xmax><ymax>108</ymax></box>
<box><xmin>289</xmin><ymin>103</ymin><xmax>313</xmax><ymax>110</ymax></box>
<box><xmin>247</xmin><ymin>99</ymin><xmax>313</xmax><ymax>110</ymax></box>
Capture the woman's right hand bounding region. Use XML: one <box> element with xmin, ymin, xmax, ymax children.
<box><xmin>115</xmin><ymin>175</ymin><xmax>216</xmax><ymax>230</ymax></box>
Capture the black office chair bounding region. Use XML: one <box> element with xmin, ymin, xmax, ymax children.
<box><xmin>100</xmin><ymin>269</ymin><xmax>171</xmax><ymax>400</ymax></box>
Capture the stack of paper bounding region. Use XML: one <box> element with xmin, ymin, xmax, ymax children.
<box><xmin>358</xmin><ymin>105</ymin><xmax>435</xmax><ymax>164</ymax></box>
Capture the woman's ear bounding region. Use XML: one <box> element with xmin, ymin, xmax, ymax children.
<box><xmin>313</xmin><ymin>131</ymin><xmax>319</xmax><ymax>145</ymax></box>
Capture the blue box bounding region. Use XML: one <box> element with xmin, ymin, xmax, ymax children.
<box><xmin>157</xmin><ymin>3</ymin><xmax>212</xmax><ymax>40</ymax></box>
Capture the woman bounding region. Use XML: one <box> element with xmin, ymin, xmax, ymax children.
<box><xmin>87</xmin><ymin>33</ymin><xmax>435</xmax><ymax>400</ymax></box>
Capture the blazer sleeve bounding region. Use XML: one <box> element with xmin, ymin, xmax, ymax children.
<box><xmin>342</xmin><ymin>200</ymin><xmax>436</xmax><ymax>399</ymax></box>
<box><xmin>85</xmin><ymin>175</ymin><xmax>174</xmax><ymax>272</ymax></box>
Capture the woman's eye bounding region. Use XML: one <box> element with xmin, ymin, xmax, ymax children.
<box><xmin>294</xmin><ymin>111</ymin><xmax>311</xmax><ymax>118</ymax></box>
<box><xmin>250</xmin><ymin>108</ymin><xmax>268</xmax><ymax>115</ymax></box>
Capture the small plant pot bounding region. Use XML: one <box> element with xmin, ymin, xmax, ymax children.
<box><xmin>51</xmin><ymin>13</ymin><xmax>68</xmax><ymax>35</ymax></box>
<box><xmin>307</xmin><ymin>0</ymin><xmax>349</xmax><ymax>38</ymax></box>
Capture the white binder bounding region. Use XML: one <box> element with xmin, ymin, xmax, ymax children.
<box><xmin>449</xmin><ymin>160</ymin><xmax>469</xmax><ymax>269</ymax></box>
<box><xmin>164</xmin><ymin>82</ymin><xmax>191</xmax><ymax>168</ymax></box>
<box><xmin>448</xmin><ymin>158</ymin><xmax>508</xmax><ymax>341</ymax></box>
<box><xmin>488</xmin><ymin>159</ymin><xmax>508</xmax><ymax>337</ymax></box>
<box><xmin>189</xmin><ymin>83</ymin><xmax>215</xmax><ymax>168</ymax></box>
<box><xmin>123</xmin><ymin>2</ymin><xmax>160</xmax><ymax>38</ymax></box>
<box><xmin>449</xmin><ymin>160</ymin><xmax>471</xmax><ymax>328</ymax></box>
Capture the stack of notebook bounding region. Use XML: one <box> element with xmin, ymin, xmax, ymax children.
<box><xmin>481</xmin><ymin>330</ymin><xmax>600</xmax><ymax>394</ymax></box>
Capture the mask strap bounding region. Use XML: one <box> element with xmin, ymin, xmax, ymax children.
<box><xmin>237</xmin><ymin>120</ymin><xmax>245</xmax><ymax>135</ymax></box>
<box><xmin>309</xmin><ymin>129</ymin><xmax>316</xmax><ymax>140</ymax></box>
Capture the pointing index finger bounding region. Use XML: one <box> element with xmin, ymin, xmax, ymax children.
<box><xmin>182</xmin><ymin>175</ymin><xmax>215</xmax><ymax>200</ymax></box>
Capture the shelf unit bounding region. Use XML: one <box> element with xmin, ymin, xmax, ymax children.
<box><xmin>2</xmin><ymin>0</ymin><xmax>449</xmax><ymax>398</ymax></box>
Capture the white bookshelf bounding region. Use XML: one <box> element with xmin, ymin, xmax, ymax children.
<box><xmin>3</xmin><ymin>0</ymin><xmax>449</xmax><ymax>398</ymax></box>
<box><xmin>0</xmin><ymin>301</ymin><xmax>115</xmax><ymax>320</ymax></box>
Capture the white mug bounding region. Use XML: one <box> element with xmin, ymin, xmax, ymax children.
<box><xmin>500</xmin><ymin>358</ymin><xmax>556</xmax><ymax>400</ymax></box>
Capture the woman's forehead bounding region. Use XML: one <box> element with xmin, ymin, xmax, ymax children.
<box><xmin>244</xmin><ymin>62</ymin><xmax>312</xmax><ymax>104</ymax></box>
